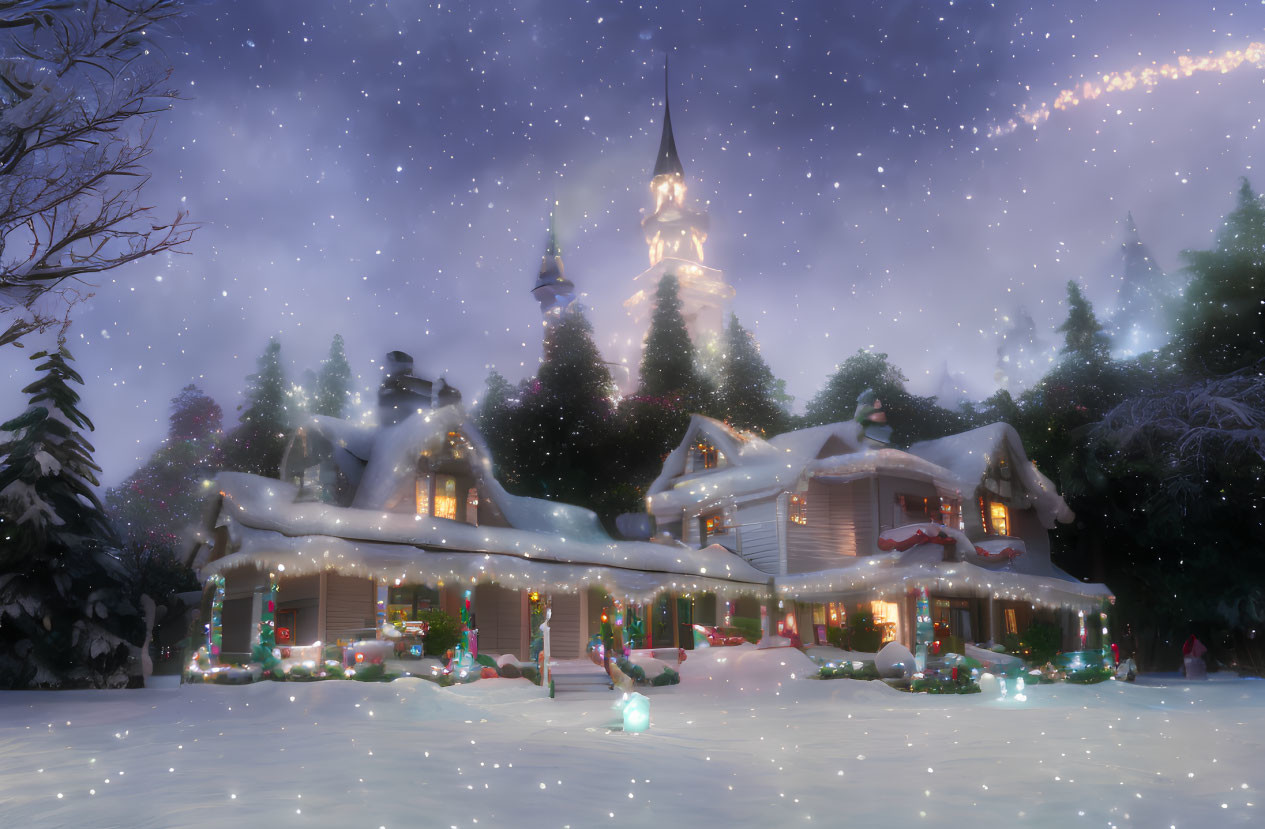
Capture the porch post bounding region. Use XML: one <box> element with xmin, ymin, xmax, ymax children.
<box><xmin>249</xmin><ymin>589</ymin><xmax>263</xmax><ymax>648</ymax></box>
<box><xmin>670</xmin><ymin>592</ymin><xmax>680</xmax><ymax>648</ymax></box>
<box><xmin>317</xmin><ymin>571</ymin><xmax>328</xmax><ymax>644</ymax></box>
<box><xmin>987</xmin><ymin>595</ymin><xmax>998</xmax><ymax>645</ymax></box>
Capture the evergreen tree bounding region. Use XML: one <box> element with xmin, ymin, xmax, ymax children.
<box><xmin>994</xmin><ymin>305</ymin><xmax>1053</xmax><ymax>393</ymax></box>
<box><xmin>637</xmin><ymin>274</ymin><xmax>708</xmax><ymax>403</ymax></box>
<box><xmin>618</xmin><ymin>275</ymin><xmax>713</xmax><ymax>506</ymax></box>
<box><xmin>804</xmin><ymin>350</ymin><xmax>906</xmax><ymax>427</ymax></box>
<box><xmin>1108</xmin><ymin>212</ymin><xmax>1172</xmax><ymax>356</ymax></box>
<box><xmin>1058</xmin><ymin>281</ymin><xmax>1111</xmax><ymax>366</ymax></box>
<box><xmin>515</xmin><ymin>308</ymin><xmax>621</xmax><ymax>514</ymax></box>
<box><xmin>715</xmin><ymin>314</ymin><xmax>790</xmax><ymax>435</ymax></box>
<box><xmin>0</xmin><ymin>344</ymin><xmax>143</xmax><ymax>688</ymax></box>
<box><xmin>475</xmin><ymin>369</ymin><xmax>518</xmax><ymax>482</ymax></box>
<box><xmin>1174</xmin><ymin>178</ymin><xmax>1265</xmax><ymax>375</ymax></box>
<box><xmin>106</xmin><ymin>385</ymin><xmax>223</xmax><ymax>563</ymax></box>
<box><xmin>315</xmin><ymin>334</ymin><xmax>353</xmax><ymax>418</ymax></box>
<box><xmin>804</xmin><ymin>349</ymin><xmax>964</xmax><ymax>444</ymax></box>
<box><xmin>223</xmin><ymin>338</ymin><xmax>290</xmax><ymax>477</ymax></box>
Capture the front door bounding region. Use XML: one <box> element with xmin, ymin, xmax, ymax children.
<box><xmin>677</xmin><ymin>597</ymin><xmax>694</xmax><ymax>650</ymax></box>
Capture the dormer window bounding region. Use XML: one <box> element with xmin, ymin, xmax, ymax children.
<box><xmin>433</xmin><ymin>475</ymin><xmax>458</xmax><ymax>520</ymax></box>
<box><xmin>415</xmin><ymin>473</ymin><xmax>458</xmax><ymax>520</ymax></box>
<box><xmin>988</xmin><ymin>502</ymin><xmax>1009</xmax><ymax>536</ymax></box>
<box><xmin>688</xmin><ymin>439</ymin><xmax>723</xmax><ymax>473</ymax></box>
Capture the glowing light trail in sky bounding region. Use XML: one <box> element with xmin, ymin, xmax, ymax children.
<box><xmin>990</xmin><ymin>41</ymin><xmax>1265</xmax><ymax>138</ymax></box>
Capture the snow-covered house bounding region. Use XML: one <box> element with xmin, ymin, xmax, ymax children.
<box><xmin>645</xmin><ymin>415</ymin><xmax>1111</xmax><ymax>653</ymax></box>
<box><xmin>188</xmin><ymin>356</ymin><xmax>767</xmax><ymax>665</ymax></box>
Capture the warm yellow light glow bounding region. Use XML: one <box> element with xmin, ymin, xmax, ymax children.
<box><xmin>992</xmin><ymin>41</ymin><xmax>1265</xmax><ymax>136</ymax></box>
<box><xmin>789</xmin><ymin>493</ymin><xmax>808</xmax><ymax>525</ymax></box>
<box><xmin>989</xmin><ymin>502</ymin><xmax>1009</xmax><ymax>537</ymax></box>
<box><xmin>434</xmin><ymin>475</ymin><xmax>457</xmax><ymax>520</ymax></box>
<box><xmin>415</xmin><ymin>476</ymin><xmax>430</xmax><ymax>516</ymax></box>
<box><xmin>871</xmin><ymin>600</ymin><xmax>902</xmax><ymax>644</ymax></box>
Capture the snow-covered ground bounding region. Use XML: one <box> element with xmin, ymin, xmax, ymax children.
<box><xmin>2</xmin><ymin>646</ymin><xmax>1262</xmax><ymax>828</ymax></box>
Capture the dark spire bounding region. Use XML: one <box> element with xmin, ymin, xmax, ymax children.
<box><xmin>545</xmin><ymin>207</ymin><xmax>561</xmax><ymax>258</ymax></box>
<box><xmin>653</xmin><ymin>56</ymin><xmax>684</xmax><ymax>179</ymax></box>
<box><xmin>532</xmin><ymin>203</ymin><xmax>575</xmax><ymax>313</ymax></box>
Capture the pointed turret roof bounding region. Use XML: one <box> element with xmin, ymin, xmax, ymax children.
<box><xmin>532</xmin><ymin>206</ymin><xmax>574</xmax><ymax>312</ymax></box>
<box><xmin>653</xmin><ymin>58</ymin><xmax>684</xmax><ymax>179</ymax></box>
<box><xmin>545</xmin><ymin>209</ymin><xmax>561</xmax><ymax>258</ymax></box>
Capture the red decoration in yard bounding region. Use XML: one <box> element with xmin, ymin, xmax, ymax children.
<box><xmin>267</xmin><ymin>600</ymin><xmax>275</xmax><ymax>612</ymax></box>
<box><xmin>480</xmin><ymin>666</ymin><xmax>498</xmax><ymax>679</ymax></box>
<box><xmin>877</xmin><ymin>529</ymin><xmax>955</xmax><ymax>552</ymax></box>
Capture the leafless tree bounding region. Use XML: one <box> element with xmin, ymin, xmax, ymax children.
<box><xmin>0</xmin><ymin>0</ymin><xmax>193</xmax><ymax>348</ymax></box>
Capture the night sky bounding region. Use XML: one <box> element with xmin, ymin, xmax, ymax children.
<box><xmin>4</xmin><ymin>1</ymin><xmax>1262</xmax><ymax>487</ymax></box>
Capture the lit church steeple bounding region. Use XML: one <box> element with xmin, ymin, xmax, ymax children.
<box><xmin>623</xmin><ymin>59</ymin><xmax>733</xmax><ymax>371</ymax></box>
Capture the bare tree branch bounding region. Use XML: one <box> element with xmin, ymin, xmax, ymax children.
<box><xmin>0</xmin><ymin>0</ymin><xmax>193</xmax><ymax>348</ymax></box>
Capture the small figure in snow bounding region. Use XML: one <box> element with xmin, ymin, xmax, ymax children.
<box><xmin>853</xmin><ymin>389</ymin><xmax>893</xmax><ymax>445</ymax></box>
<box><xmin>1115</xmin><ymin>657</ymin><xmax>1137</xmax><ymax>682</ymax></box>
<box><xmin>1181</xmin><ymin>634</ymin><xmax>1207</xmax><ymax>680</ymax></box>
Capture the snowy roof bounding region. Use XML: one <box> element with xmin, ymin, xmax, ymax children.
<box><xmin>300</xmin><ymin>406</ymin><xmax>610</xmax><ymax>541</ymax></box>
<box><xmin>907</xmin><ymin>422</ymin><xmax>1073</xmax><ymax>527</ymax></box>
<box><xmin>647</xmin><ymin>417</ymin><xmax>958</xmax><ymax>514</ymax></box>
<box><xmin>776</xmin><ymin>522</ymin><xmax>1111</xmax><ymax>610</ymax></box>
<box><xmin>767</xmin><ymin>421</ymin><xmax>865</xmax><ymax>463</ymax></box>
<box><xmin>645</xmin><ymin>415</ymin><xmax>781</xmax><ymax>496</ymax></box>
<box><xmin>197</xmin><ymin>473</ymin><xmax>770</xmax><ymax>601</ymax></box>
<box><xmin>806</xmin><ymin>448</ymin><xmax>960</xmax><ymax>495</ymax></box>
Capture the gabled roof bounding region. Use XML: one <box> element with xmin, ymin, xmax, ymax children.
<box><xmin>646</xmin><ymin>417</ymin><xmax>958</xmax><ymax>515</ymax></box>
<box><xmin>767</xmin><ymin>421</ymin><xmax>865</xmax><ymax>466</ymax></box>
<box><xmin>908</xmin><ymin>422</ymin><xmax>1073</xmax><ymax>527</ymax></box>
<box><xmin>646</xmin><ymin>414</ymin><xmax>778</xmax><ymax>497</ymax></box>
<box><xmin>196</xmin><ymin>473</ymin><xmax>769</xmax><ymax>601</ymax></box>
<box><xmin>297</xmin><ymin>406</ymin><xmax>609</xmax><ymax>541</ymax></box>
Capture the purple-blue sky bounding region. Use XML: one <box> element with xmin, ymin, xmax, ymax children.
<box><xmin>4</xmin><ymin>1</ymin><xmax>1262</xmax><ymax>486</ymax></box>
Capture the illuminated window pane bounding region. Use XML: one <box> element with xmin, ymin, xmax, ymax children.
<box><xmin>870</xmin><ymin>600</ymin><xmax>902</xmax><ymax>644</ymax></box>
<box><xmin>789</xmin><ymin>493</ymin><xmax>808</xmax><ymax>525</ymax></box>
<box><xmin>989</xmin><ymin>502</ymin><xmax>1009</xmax><ymax>536</ymax></box>
<box><xmin>1004</xmin><ymin>608</ymin><xmax>1019</xmax><ymax>636</ymax></box>
<box><xmin>415</xmin><ymin>475</ymin><xmax>431</xmax><ymax>516</ymax></box>
<box><xmin>433</xmin><ymin>475</ymin><xmax>457</xmax><ymax>520</ymax></box>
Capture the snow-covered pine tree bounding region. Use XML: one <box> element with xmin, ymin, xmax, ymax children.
<box><xmin>223</xmin><ymin>338</ymin><xmax>290</xmax><ymax>477</ymax></box>
<box><xmin>714</xmin><ymin>314</ymin><xmax>789</xmax><ymax>435</ymax></box>
<box><xmin>0</xmin><ymin>344</ymin><xmax>143</xmax><ymax>689</ymax></box>
<box><xmin>314</xmin><ymin>334</ymin><xmax>353</xmax><ymax>418</ymax></box>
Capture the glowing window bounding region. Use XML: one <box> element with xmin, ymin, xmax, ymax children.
<box><xmin>789</xmin><ymin>493</ymin><xmax>808</xmax><ymax>525</ymax></box>
<box><xmin>415</xmin><ymin>475</ymin><xmax>431</xmax><ymax>516</ymax></box>
<box><xmin>989</xmin><ymin>502</ymin><xmax>1009</xmax><ymax>536</ymax></box>
<box><xmin>703</xmin><ymin>512</ymin><xmax>727</xmax><ymax>538</ymax></box>
<box><xmin>433</xmin><ymin>475</ymin><xmax>457</xmax><ymax>520</ymax></box>
<box><xmin>692</xmin><ymin>441</ymin><xmax>720</xmax><ymax>471</ymax></box>
<box><xmin>870</xmin><ymin>600</ymin><xmax>902</xmax><ymax>644</ymax></box>
<box><xmin>1004</xmin><ymin>608</ymin><xmax>1019</xmax><ymax>636</ymax></box>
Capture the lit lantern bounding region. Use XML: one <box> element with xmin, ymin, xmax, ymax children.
<box><xmin>621</xmin><ymin>692</ymin><xmax>651</xmax><ymax>733</ymax></box>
